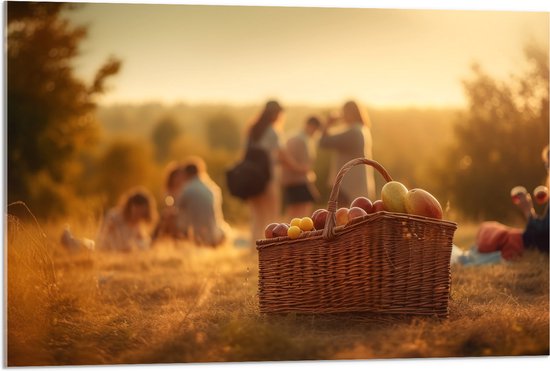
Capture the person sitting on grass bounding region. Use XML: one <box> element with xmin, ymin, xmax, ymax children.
<box><xmin>96</xmin><ymin>186</ymin><xmax>158</xmax><ymax>252</ymax></box>
<box><xmin>453</xmin><ymin>145</ymin><xmax>549</xmax><ymax>265</ymax></box>
<box><xmin>152</xmin><ymin>162</ymin><xmax>188</xmax><ymax>241</ymax></box>
<box><xmin>176</xmin><ymin>157</ymin><xmax>229</xmax><ymax>248</ymax></box>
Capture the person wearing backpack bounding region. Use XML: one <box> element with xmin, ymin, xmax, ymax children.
<box><xmin>245</xmin><ymin>100</ymin><xmax>308</xmax><ymax>243</ymax></box>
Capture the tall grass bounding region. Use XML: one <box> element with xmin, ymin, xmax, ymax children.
<box><xmin>7</xmin><ymin>213</ymin><xmax>57</xmax><ymax>365</ymax></box>
<box><xmin>6</xmin><ymin>218</ymin><xmax>549</xmax><ymax>366</ymax></box>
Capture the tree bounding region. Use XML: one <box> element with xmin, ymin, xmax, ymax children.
<box><xmin>151</xmin><ymin>116</ymin><xmax>182</xmax><ymax>163</ymax></box>
<box><xmin>95</xmin><ymin>139</ymin><xmax>157</xmax><ymax>208</ymax></box>
<box><xmin>439</xmin><ymin>42</ymin><xmax>549</xmax><ymax>221</ymax></box>
<box><xmin>205</xmin><ymin>113</ymin><xmax>241</xmax><ymax>152</ymax></box>
<box><xmin>7</xmin><ymin>2</ymin><xmax>121</xmax><ymax>217</ymax></box>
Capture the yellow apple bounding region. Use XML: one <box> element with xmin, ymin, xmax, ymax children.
<box><xmin>287</xmin><ymin>225</ymin><xmax>301</xmax><ymax>239</ymax></box>
<box><xmin>381</xmin><ymin>181</ymin><xmax>408</xmax><ymax>213</ymax></box>
<box><xmin>299</xmin><ymin>217</ymin><xmax>314</xmax><ymax>231</ymax></box>
<box><xmin>290</xmin><ymin>218</ymin><xmax>302</xmax><ymax>227</ymax></box>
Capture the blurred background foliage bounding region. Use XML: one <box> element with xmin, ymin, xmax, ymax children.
<box><xmin>437</xmin><ymin>42</ymin><xmax>549</xmax><ymax>222</ymax></box>
<box><xmin>6</xmin><ymin>2</ymin><xmax>549</xmax><ymax>226</ymax></box>
<box><xmin>7</xmin><ymin>2</ymin><xmax>121</xmax><ymax>219</ymax></box>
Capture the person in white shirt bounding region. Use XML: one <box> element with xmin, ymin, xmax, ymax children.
<box><xmin>281</xmin><ymin>116</ymin><xmax>321</xmax><ymax>219</ymax></box>
<box><xmin>96</xmin><ymin>187</ymin><xmax>158</xmax><ymax>252</ymax></box>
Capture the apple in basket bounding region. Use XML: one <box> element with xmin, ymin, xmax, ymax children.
<box><xmin>335</xmin><ymin>207</ymin><xmax>350</xmax><ymax>226</ymax></box>
<box><xmin>272</xmin><ymin>223</ymin><xmax>290</xmax><ymax>238</ymax></box>
<box><xmin>372</xmin><ymin>199</ymin><xmax>386</xmax><ymax>213</ymax></box>
<box><xmin>264</xmin><ymin>222</ymin><xmax>279</xmax><ymax>239</ymax></box>
<box><xmin>404</xmin><ymin>188</ymin><xmax>443</xmax><ymax>219</ymax></box>
<box><xmin>350</xmin><ymin>196</ymin><xmax>374</xmax><ymax>214</ymax></box>
<box><xmin>311</xmin><ymin>209</ymin><xmax>329</xmax><ymax>230</ymax></box>
<box><xmin>381</xmin><ymin>181</ymin><xmax>408</xmax><ymax>213</ymax></box>
<box><xmin>347</xmin><ymin>207</ymin><xmax>368</xmax><ymax>224</ymax></box>
<box><xmin>287</xmin><ymin>225</ymin><xmax>301</xmax><ymax>239</ymax></box>
<box><xmin>299</xmin><ymin>217</ymin><xmax>314</xmax><ymax>232</ymax></box>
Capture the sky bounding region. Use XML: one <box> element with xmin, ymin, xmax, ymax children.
<box><xmin>65</xmin><ymin>1</ymin><xmax>549</xmax><ymax>108</ymax></box>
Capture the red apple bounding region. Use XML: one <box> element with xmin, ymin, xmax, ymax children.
<box><xmin>272</xmin><ymin>223</ymin><xmax>289</xmax><ymax>238</ymax></box>
<box><xmin>311</xmin><ymin>208</ymin><xmax>322</xmax><ymax>220</ymax></box>
<box><xmin>350</xmin><ymin>196</ymin><xmax>373</xmax><ymax>214</ymax></box>
<box><xmin>264</xmin><ymin>223</ymin><xmax>279</xmax><ymax>239</ymax></box>
<box><xmin>372</xmin><ymin>200</ymin><xmax>386</xmax><ymax>213</ymax></box>
<box><xmin>335</xmin><ymin>207</ymin><xmax>349</xmax><ymax>226</ymax></box>
<box><xmin>347</xmin><ymin>207</ymin><xmax>368</xmax><ymax>224</ymax></box>
<box><xmin>312</xmin><ymin>209</ymin><xmax>329</xmax><ymax>230</ymax></box>
<box><xmin>404</xmin><ymin>188</ymin><xmax>443</xmax><ymax>219</ymax></box>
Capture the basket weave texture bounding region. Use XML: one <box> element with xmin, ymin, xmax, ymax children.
<box><xmin>256</xmin><ymin>158</ymin><xmax>457</xmax><ymax>317</ymax></box>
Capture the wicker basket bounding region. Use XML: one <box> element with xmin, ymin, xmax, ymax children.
<box><xmin>256</xmin><ymin>158</ymin><xmax>457</xmax><ymax>317</ymax></box>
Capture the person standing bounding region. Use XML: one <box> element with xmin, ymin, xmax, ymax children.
<box><xmin>319</xmin><ymin>100</ymin><xmax>376</xmax><ymax>206</ymax></box>
<box><xmin>281</xmin><ymin>116</ymin><xmax>321</xmax><ymax>220</ymax></box>
<box><xmin>246</xmin><ymin>100</ymin><xmax>308</xmax><ymax>242</ymax></box>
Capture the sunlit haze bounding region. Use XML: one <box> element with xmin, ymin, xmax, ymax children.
<box><xmin>67</xmin><ymin>3</ymin><xmax>549</xmax><ymax>107</ymax></box>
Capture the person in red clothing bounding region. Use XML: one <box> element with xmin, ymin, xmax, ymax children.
<box><xmin>454</xmin><ymin>145</ymin><xmax>549</xmax><ymax>265</ymax></box>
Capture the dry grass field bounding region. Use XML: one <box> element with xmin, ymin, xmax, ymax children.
<box><xmin>6</xmin><ymin>215</ymin><xmax>549</xmax><ymax>366</ymax></box>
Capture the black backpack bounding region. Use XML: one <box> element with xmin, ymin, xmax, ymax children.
<box><xmin>226</xmin><ymin>144</ymin><xmax>271</xmax><ymax>200</ymax></box>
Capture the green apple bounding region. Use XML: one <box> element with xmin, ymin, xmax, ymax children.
<box><xmin>381</xmin><ymin>181</ymin><xmax>408</xmax><ymax>213</ymax></box>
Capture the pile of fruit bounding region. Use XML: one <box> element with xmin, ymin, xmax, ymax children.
<box><xmin>263</xmin><ymin>181</ymin><xmax>444</xmax><ymax>240</ymax></box>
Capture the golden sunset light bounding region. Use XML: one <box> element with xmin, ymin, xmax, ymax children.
<box><xmin>5</xmin><ymin>1</ymin><xmax>550</xmax><ymax>368</ymax></box>
<box><xmin>67</xmin><ymin>4</ymin><xmax>548</xmax><ymax>107</ymax></box>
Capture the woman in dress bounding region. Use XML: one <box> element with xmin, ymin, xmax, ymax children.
<box><xmin>319</xmin><ymin>100</ymin><xmax>376</xmax><ymax>206</ymax></box>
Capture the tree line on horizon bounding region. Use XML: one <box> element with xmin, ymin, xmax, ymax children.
<box><xmin>6</xmin><ymin>2</ymin><xmax>549</xmax><ymax>225</ymax></box>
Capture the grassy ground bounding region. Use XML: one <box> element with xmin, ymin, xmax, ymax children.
<box><xmin>6</xmin><ymin>216</ymin><xmax>549</xmax><ymax>366</ymax></box>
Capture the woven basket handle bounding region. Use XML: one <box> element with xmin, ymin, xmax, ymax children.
<box><xmin>322</xmin><ymin>158</ymin><xmax>393</xmax><ymax>241</ymax></box>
